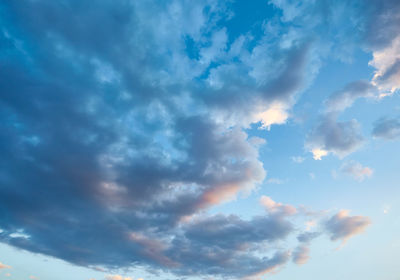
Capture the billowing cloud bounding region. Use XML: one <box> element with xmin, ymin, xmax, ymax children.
<box><xmin>372</xmin><ymin>117</ymin><xmax>400</xmax><ymax>140</ymax></box>
<box><xmin>306</xmin><ymin>115</ymin><xmax>364</xmax><ymax>159</ymax></box>
<box><xmin>0</xmin><ymin>0</ymin><xmax>389</xmax><ymax>278</ymax></box>
<box><xmin>340</xmin><ymin>161</ymin><xmax>373</xmax><ymax>181</ymax></box>
<box><xmin>370</xmin><ymin>35</ymin><xmax>400</xmax><ymax>95</ymax></box>
<box><xmin>325</xmin><ymin>210</ymin><xmax>371</xmax><ymax>242</ymax></box>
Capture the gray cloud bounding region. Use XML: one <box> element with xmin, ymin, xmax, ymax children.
<box><xmin>324</xmin><ymin>80</ymin><xmax>377</xmax><ymax>113</ymax></box>
<box><xmin>297</xmin><ymin>232</ymin><xmax>321</xmax><ymax>243</ymax></box>
<box><xmin>372</xmin><ymin>117</ymin><xmax>400</xmax><ymax>140</ymax></box>
<box><xmin>325</xmin><ymin>210</ymin><xmax>371</xmax><ymax>242</ymax></box>
<box><xmin>0</xmin><ymin>0</ymin><xmax>383</xmax><ymax>278</ymax></box>
<box><xmin>292</xmin><ymin>245</ymin><xmax>310</xmax><ymax>265</ymax></box>
<box><xmin>0</xmin><ymin>0</ymin><xmax>322</xmax><ymax>278</ymax></box>
<box><xmin>306</xmin><ymin>114</ymin><xmax>364</xmax><ymax>159</ymax></box>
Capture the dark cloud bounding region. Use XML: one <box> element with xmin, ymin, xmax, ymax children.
<box><xmin>0</xmin><ymin>0</ymin><xmax>320</xmax><ymax>278</ymax></box>
<box><xmin>165</xmin><ymin>214</ymin><xmax>293</xmax><ymax>277</ymax></box>
<box><xmin>0</xmin><ymin>0</ymin><xmax>380</xmax><ymax>278</ymax></box>
<box><xmin>372</xmin><ymin>117</ymin><xmax>400</xmax><ymax>140</ymax></box>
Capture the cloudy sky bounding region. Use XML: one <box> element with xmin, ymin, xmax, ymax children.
<box><xmin>1</xmin><ymin>0</ymin><xmax>400</xmax><ymax>279</ymax></box>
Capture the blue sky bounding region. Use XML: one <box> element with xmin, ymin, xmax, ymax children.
<box><xmin>1</xmin><ymin>1</ymin><xmax>400</xmax><ymax>280</ymax></box>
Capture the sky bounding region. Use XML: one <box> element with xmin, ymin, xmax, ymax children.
<box><xmin>0</xmin><ymin>0</ymin><xmax>400</xmax><ymax>280</ymax></box>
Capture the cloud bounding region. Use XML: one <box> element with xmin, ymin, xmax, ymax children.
<box><xmin>0</xmin><ymin>0</ymin><xmax>385</xmax><ymax>278</ymax></box>
<box><xmin>324</xmin><ymin>80</ymin><xmax>377</xmax><ymax>113</ymax></box>
<box><xmin>166</xmin><ymin>213</ymin><xmax>294</xmax><ymax>277</ymax></box>
<box><xmin>0</xmin><ymin>262</ymin><xmax>11</xmax><ymax>269</ymax></box>
<box><xmin>325</xmin><ymin>210</ymin><xmax>371</xmax><ymax>243</ymax></box>
<box><xmin>105</xmin><ymin>275</ymin><xmax>132</xmax><ymax>280</ymax></box>
<box><xmin>292</xmin><ymin>156</ymin><xmax>305</xmax><ymax>163</ymax></box>
<box><xmin>297</xmin><ymin>232</ymin><xmax>320</xmax><ymax>243</ymax></box>
<box><xmin>292</xmin><ymin>245</ymin><xmax>310</xmax><ymax>265</ymax></box>
<box><xmin>306</xmin><ymin>115</ymin><xmax>364</xmax><ymax>159</ymax></box>
<box><xmin>372</xmin><ymin>117</ymin><xmax>400</xmax><ymax>140</ymax></box>
<box><xmin>260</xmin><ymin>196</ymin><xmax>297</xmax><ymax>216</ymax></box>
<box><xmin>266</xmin><ymin>178</ymin><xmax>285</xmax><ymax>184</ymax></box>
<box><xmin>340</xmin><ymin>161</ymin><xmax>373</xmax><ymax>181</ymax></box>
<box><xmin>255</xmin><ymin>102</ymin><xmax>289</xmax><ymax>130</ymax></box>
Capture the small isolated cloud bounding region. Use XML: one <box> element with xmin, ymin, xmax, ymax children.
<box><xmin>5</xmin><ymin>273</ymin><xmax>11</xmax><ymax>277</ymax></box>
<box><xmin>0</xmin><ymin>262</ymin><xmax>11</xmax><ymax>269</ymax></box>
<box><xmin>260</xmin><ymin>196</ymin><xmax>297</xmax><ymax>216</ymax></box>
<box><xmin>266</xmin><ymin>178</ymin><xmax>285</xmax><ymax>184</ymax></box>
<box><xmin>292</xmin><ymin>245</ymin><xmax>310</xmax><ymax>265</ymax></box>
<box><xmin>292</xmin><ymin>156</ymin><xmax>305</xmax><ymax>163</ymax></box>
<box><xmin>340</xmin><ymin>161</ymin><xmax>373</xmax><ymax>181</ymax></box>
<box><xmin>325</xmin><ymin>210</ymin><xmax>371</xmax><ymax>243</ymax></box>
<box><xmin>372</xmin><ymin>117</ymin><xmax>400</xmax><ymax>140</ymax></box>
<box><xmin>382</xmin><ymin>205</ymin><xmax>391</xmax><ymax>215</ymax></box>
<box><xmin>105</xmin><ymin>275</ymin><xmax>133</xmax><ymax>280</ymax></box>
<box><xmin>306</xmin><ymin>115</ymin><xmax>363</xmax><ymax>160</ymax></box>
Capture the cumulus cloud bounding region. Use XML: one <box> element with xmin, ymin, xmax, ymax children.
<box><xmin>372</xmin><ymin>117</ymin><xmax>400</xmax><ymax>140</ymax></box>
<box><xmin>369</xmin><ymin>34</ymin><xmax>400</xmax><ymax>96</ymax></box>
<box><xmin>325</xmin><ymin>210</ymin><xmax>371</xmax><ymax>243</ymax></box>
<box><xmin>0</xmin><ymin>0</ymin><xmax>387</xmax><ymax>278</ymax></box>
<box><xmin>340</xmin><ymin>161</ymin><xmax>373</xmax><ymax>181</ymax></box>
<box><xmin>306</xmin><ymin>115</ymin><xmax>364</xmax><ymax>159</ymax></box>
<box><xmin>0</xmin><ymin>0</ymin><xmax>318</xmax><ymax>275</ymax></box>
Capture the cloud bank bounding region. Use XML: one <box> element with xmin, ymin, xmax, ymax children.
<box><xmin>0</xmin><ymin>0</ymin><xmax>386</xmax><ymax>278</ymax></box>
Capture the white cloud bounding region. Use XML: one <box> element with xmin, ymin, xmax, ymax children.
<box><xmin>260</xmin><ymin>196</ymin><xmax>297</xmax><ymax>216</ymax></box>
<box><xmin>340</xmin><ymin>161</ymin><xmax>373</xmax><ymax>181</ymax></box>
<box><xmin>292</xmin><ymin>156</ymin><xmax>305</xmax><ymax>163</ymax></box>
<box><xmin>370</xmin><ymin>35</ymin><xmax>400</xmax><ymax>95</ymax></box>
<box><xmin>311</xmin><ymin>148</ymin><xmax>328</xmax><ymax>160</ymax></box>
<box><xmin>255</xmin><ymin>102</ymin><xmax>290</xmax><ymax>130</ymax></box>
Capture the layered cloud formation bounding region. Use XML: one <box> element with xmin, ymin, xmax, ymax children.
<box><xmin>1</xmin><ymin>0</ymin><xmax>395</xmax><ymax>278</ymax></box>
